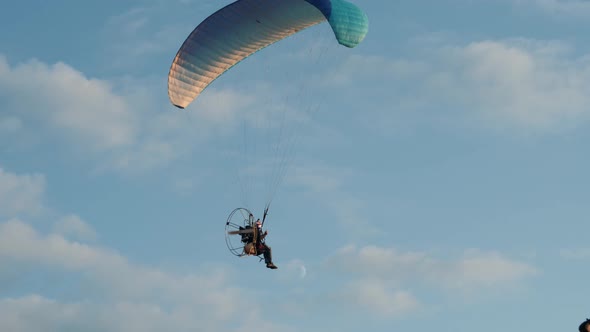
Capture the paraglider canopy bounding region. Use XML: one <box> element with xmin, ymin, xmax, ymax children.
<box><xmin>167</xmin><ymin>0</ymin><xmax>369</xmax><ymax>109</ymax></box>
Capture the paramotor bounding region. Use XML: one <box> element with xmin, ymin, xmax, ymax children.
<box><xmin>225</xmin><ymin>207</ymin><xmax>277</xmax><ymax>268</ymax></box>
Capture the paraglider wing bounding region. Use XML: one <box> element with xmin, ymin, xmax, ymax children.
<box><xmin>167</xmin><ymin>0</ymin><xmax>369</xmax><ymax>109</ymax></box>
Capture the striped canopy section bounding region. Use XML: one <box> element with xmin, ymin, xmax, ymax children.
<box><xmin>167</xmin><ymin>0</ymin><xmax>369</xmax><ymax>109</ymax></box>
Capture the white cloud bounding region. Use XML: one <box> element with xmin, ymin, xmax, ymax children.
<box><xmin>325</xmin><ymin>245</ymin><xmax>538</xmax><ymax>292</ymax></box>
<box><xmin>0</xmin><ymin>167</ymin><xmax>45</xmax><ymax>217</ymax></box>
<box><xmin>560</xmin><ymin>247</ymin><xmax>590</xmax><ymax>259</ymax></box>
<box><xmin>0</xmin><ymin>56</ymin><xmax>138</xmax><ymax>151</ymax></box>
<box><xmin>101</xmin><ymin>87</ymin><xmax>260</xmax><ymax>174</ymax></box>
<box><xmin>324</xmin><ymin>54</ymin><xmax>430</xmax><ymax>87</ymax></box>
<box><xmin>0</xmin><ymin>219</ymin><xmax>285</xmax><ymax>331</ymax></box>
<box><xmin>52</xmin><ymin>214</ymin><xmax>97</xmax><ymax>241</ymax></box>
<box><xmin>0</xmin><ymin>294</ymin><xmax>279</xmax><ymax>332</ymax></box>
<box><xmin>440</xmin><ymin>249</ymin><xmax>540</xmax><ymax>290</ymax></box>
<box><xmin>0</xmin><ymin>219</ymin><xmax>218</xmax><ymax>301</ymax></box>
<box><xmin>513</xmin><ymin>0</ymin><xmax>590</xmax><ymax>16</ymax></box>
<box><xmin>0</xmin><ymin>55</ymin><xmax>263</xmax><ymax>174</ymax></box>
<box><xmin>99</xmin><ymin>2</ymin><xmax>222</xmax><ymax>69</ymax></box>
<box><xmin>287</xmin><ymin>164</ymin><xmax>380</xmax><ymax>237</ymax></box>
<box><xmin>185</xmin><ymin>88</ymin><xmax>258</xmax><ymax>125</ymax></box>
<box><xmin>342</xmin><ymin>279</ymin><xmax>420</xmax><ymax>317</ymax></box>
<box><xmin>0</xmin><ymin>219</ymin><xmax>538</xmax><ymax>327</ymax></box>
<box><xmin>331</xmin><ymin>39</ymin><xmax>590</xmax><ymax>133</ymax></box>
<box><xmin>0</xmin><ymin>296</ymin><xmax>87</xmax><ymax>332</ymax></box>
<box><xmin>102</xmin><ymin>10</ymin><xmax>186</xmax><ymax>65</ymax></box>
<box><xmin>445</xmin><ymin>40</ymin><xmax>590</xmax><ymax>130</ymax></box>
<box><xmin>0</xmin><ymin>116</ymin><xmax>22</xmax><ymax>134</ymax></box>
<box><xmin>285</xmin><ymin>244</ymin><xmax>538</xmax><ymax>319</ymax></box>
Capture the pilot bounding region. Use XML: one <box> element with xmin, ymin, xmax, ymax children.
<box><xmin>255</xmin><ymin>219</ymin><xmax>277</xmax><ymax>269</ymax></box>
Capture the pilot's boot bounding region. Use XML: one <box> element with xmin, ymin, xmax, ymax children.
<box><xmin>266</xmin><ymin>262</ymin><xmax>278</xmax><ymax>269</ymax></box>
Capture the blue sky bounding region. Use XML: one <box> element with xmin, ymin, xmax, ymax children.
<box><xmin>1</xmin><ymin>0</ymin><xmax>589</xmax><ymax>331</ymax></box>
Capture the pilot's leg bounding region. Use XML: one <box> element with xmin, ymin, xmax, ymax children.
<box><xmin>263</xmin><ymin>245</ymin><xmax>272</xmax><ymax>264</ymax></box>
<box><xmin>263</xmin><ymin>245</ymin><xmax>277</xmax><ymax>269</ymax></box>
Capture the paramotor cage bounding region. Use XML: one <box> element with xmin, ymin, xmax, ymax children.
<box><xmin>225</xmin><ymin>207</ymin><xmax>261</xmax><ymax>257</ymax></box>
